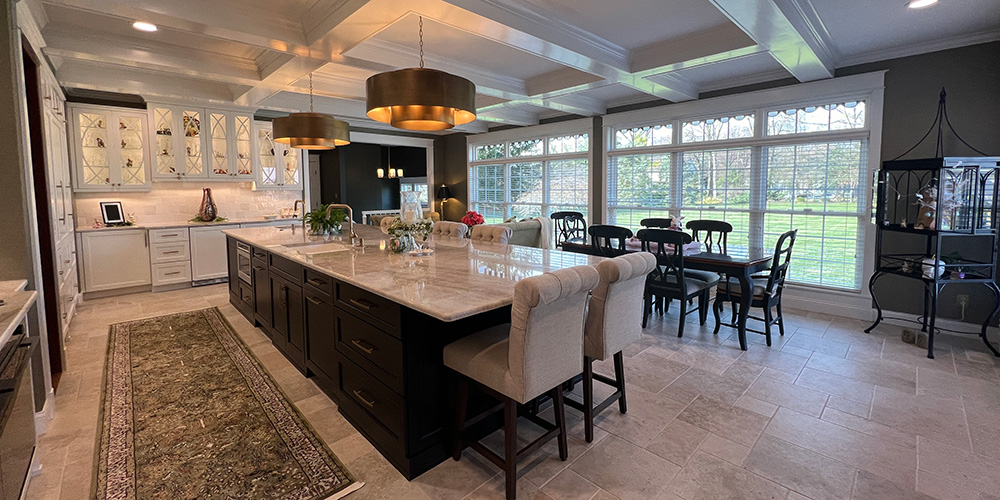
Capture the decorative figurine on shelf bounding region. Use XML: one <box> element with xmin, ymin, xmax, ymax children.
<box><xmin>899</xmin><ymin>218</ymin><xmax>907</xmax><ymax>228</ymax></box>
<box><xmin>915</xmin><ymin>184</ymin><xmax>937</xmax><ymax>230</ymax></box>
<box><xmin>921</xmin><ymin>255</ymin><xmax>945</xmax><ymax>279</ymax></box>
<box><xmin>197</xmin><ymin>187</ymin><xmax>218</xmax><ymax>222</ymax></box>
<box><xmin>183</xmin><ymin>115</ymin><xmax>200</xmax><ymax>137</ymax></box>
<box><xmin>119</xmin><ymin>121</ymin><xmax>126</xmax><ymax>130</ymax></box>
<box><xmin>161</xmin><ymin>148</ymin><xmax>169</xmax><ymax>155</ymax></box>
<box><xmin>96</xmin><ymin>119</ymin><xmax>103</xmax><ymax>128</ymax></box>
<box><xmin>125</xmin><ymin>158</ymin><xmax>133</xmax><ymax>168</ymax></box>
<box><xmin>187</xmin><ymin>146</ymin><xmax>192</xmax><ymax>156</ymax></box>
<box><xmin>901</xmin><ymin>260</ymin><xmax>914</xmax><ymax>274</ymax></box>
<box><xmin>121</xmin><ymin>139</ymin><xmax>127</xmax><ymax>149</ymax></box>
<box><xmin>96</xmin><ymin>137</ymin><xmax>105</xmax><ymax>148</ymax></box>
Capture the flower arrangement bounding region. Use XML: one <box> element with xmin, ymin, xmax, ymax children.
<box><xmin>386</xmin><ymin>218</ymin><xmax>434</xmax><ymax>253</ymax></box>
<box><xmin>461</xmin><ymin>211</ymin><xmax>484</xmax><ymax>227</ymax></box>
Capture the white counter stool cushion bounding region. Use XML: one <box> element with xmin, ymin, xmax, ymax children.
<box><xmin>570</xmin><ymin>252</ymin><xmax>658</xmax><ymax>442</ymax></box>
<box><xmin>432</xmin><ymin>220</ymin><xmax>469</xmax><ymax>238</ymax></box>
<box><xmin>444</xmin><ymin>265</ymin><xmax>599</xmax><ymax>500</ymax></box>
<box><xmin>470</xmin><ymin>224</ymin><xmax>512</xmax><ymax>245</ymax></box>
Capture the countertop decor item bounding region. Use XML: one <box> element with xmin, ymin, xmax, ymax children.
<box><xmin>94</xmin><ymin>308</ymin><xmax>360</xmax><ymax>500</ymax></box>
<box><xmin>365</xmin><ymin>16</ymin><xmax>476</xmax><ymax>131</ymax></box>
<box><xmin>188</xmin><ymin>215</ymin><xmax>229</xmax><ymax>223</ymax></box>
<box><xmin>197</xmin><ymin>187</ymin><xmax>217</xmax><ymax>222</ymax></box>
<box><xmin>400</xmin><ymin>190</ymin><xmax>422</xmax><ymax>224</ymax></box>
<box><xmin>461</xmin><ymin>210</ymin><xmax>484</xmax><ymax>228</ymax></box>
<box><xmin>385</xmin><ymin>218</ymin><xmax>433</xmax><ymax>253</ymax></box>
<box><xmin>304</xmin><ymin>204</ymin><xmax>346</xmax><ymax>235</ymax></box>
<box><xmin>273</xmin><ymin>73</ymin><xmax>350</xmax><ymax>150</ymax></box>
<box><xmin>99</xmin><ymin>201</ymin><xmax>125</xmax><ymax>225</ymax></box>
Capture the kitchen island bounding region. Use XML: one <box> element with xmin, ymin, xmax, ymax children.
<box><xmin>223</xmin><ymin>225</ymin><xmax>601</xmax><ymax>479</ymax></box>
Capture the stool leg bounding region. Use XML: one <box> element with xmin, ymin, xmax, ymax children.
<box><xmin>504</xmin><ymin>398</ymin><xmax>518</xmax><ymax>500</ymax></box>
<box><xmin>583</xmin><ymin>356</ymin><xmax>594</xmax><ymax>443</ymax></box>
<box><xmin>550</xmin><ymin>387</ymin><xmax>569</xmax><ymax>461</ymax></box>
<box><xmin>614</xmin><ymin>351</ymin><xmax>627</xmax><ymax>414</ymax></box>
<box><xmin>453</xmin><ymin>377</ymin><xmax>468</xmax><ymax>461</ymax></box>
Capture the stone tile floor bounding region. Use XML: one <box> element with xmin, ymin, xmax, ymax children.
<box><xmin>25</xmin><ymin>284</ymin><xmax>1000</xmax><ymax>500</ymax></box>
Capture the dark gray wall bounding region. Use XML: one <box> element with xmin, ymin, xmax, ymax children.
<box><xmin>318</xmin><ymin>143</ymin><xmax>427</xmax><ymax>217</ymax></box>
<box><xmin>433</xmin><ymin>133</ymin><xmax>469</xmax><ymax>221</ymax></box>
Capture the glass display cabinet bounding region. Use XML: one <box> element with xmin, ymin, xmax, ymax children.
<box><xmin>867</xmin><ymin>156</ymin><xmax>1000</xmax><ymax>358</ymax></box>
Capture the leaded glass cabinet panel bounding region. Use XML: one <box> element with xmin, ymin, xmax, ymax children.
<box><xmin>210</xmin><ymin>112</ymin><xmax>229</xmax><ymax>176</ymax></box>
<box><xmin>70</xmin><ymin>104</ymin><xmax>151</xmax><ymax>191</ymax></box>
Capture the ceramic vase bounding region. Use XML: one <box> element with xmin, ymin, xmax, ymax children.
<box><xmin>198</xmin><ymin>188</ymin><xmax>217</xmax><ymax>222</ymax></box>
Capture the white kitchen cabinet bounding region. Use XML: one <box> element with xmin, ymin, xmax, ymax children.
<box><xmin>79</xmin><ymin>230</ymin><xmax>151</xmax><ymax>292</ymax></box>
<box><xmin>69</xmin><ymin>103</ymin><xmax>151</xmax><ymax>191</ymax></box>
<box><xmin>150</xmin><ymin>105</ymin><xmax>255</xmax><ymax>181</ymax></box>
<box><xmin>148</xmin><ymin>228</ymin><xmax>192</xmax><ymax>289</ymax></box>
<box><xmin>189</xmin><ymin>225</ymin><xmax>240</xmax><ymax>282</ymax></box>
<box><xmin>149</xmin><ymin>104</ymin><xmax>208</xmax><ymax>180</ymax></box>
<box><xmin>252</xmin><ymin>121</ymin><xmax>304</xmax><ymax>191</ymax></box>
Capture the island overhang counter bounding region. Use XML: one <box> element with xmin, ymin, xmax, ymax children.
<box><xmin>223</xmin><ymin>225</ymin><xmax>602</xmax><ymax>479</ymax></box>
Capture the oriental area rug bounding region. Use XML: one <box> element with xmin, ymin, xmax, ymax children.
<box><xmin>93</xmin><ymin>307</ymin><xmax>361</xmax><ymax>500</ymax></box>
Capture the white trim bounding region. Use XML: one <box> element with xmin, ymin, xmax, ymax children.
<box><xmin>837</xmin><ymin>28</ymin><xmax>1000</xmax><ymax>68</ymax></box>
<box><xmin>466</xmin><ymin>118</ymin><xmax>594</xmax><ymax>147</ymax></box>
<box><xmin>602</xmin><ymin>72</ymin><xmax>886</xmax><ymax>127</ymax></box>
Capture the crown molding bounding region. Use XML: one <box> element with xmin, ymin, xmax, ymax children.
<box><xmin>836</xmin><ymin>28</ymin><xmax>1000</xmax><ymax>68</ymax></box>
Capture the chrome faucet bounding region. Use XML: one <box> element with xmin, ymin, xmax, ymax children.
<box><xmin>293</xmin><ymin>199</ymin><xmax>306</xmax><ymax>233</ymax></box>
<box><xmin>325</xmin><ymin>204</ymin><xmax>360</xmax><ymax>246</ymax></box>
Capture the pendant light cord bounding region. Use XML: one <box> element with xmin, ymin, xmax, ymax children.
<box><xmin>418</xmin><ymin>16</ymin><xmax>424</xmax><ymax>68</ymax></box>
<box><xmin>309</xmin><ymin>73</ymin><xmax>314</xmax><ymax>112</ymax></box>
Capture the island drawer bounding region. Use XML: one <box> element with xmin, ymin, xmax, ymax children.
<box><xmin>335</xmin><ymin>308</ymin><xmax>403</xmax><ymax>394</ymax></box>
<box><xmin>269</xmin><ymin>254</ymin><xmax>302</xmax><ymax>284</ymax></box>
<box><xmin>304</xmin><ymin>269</ymin><xmax>334</xmax><ymax>300</ymax></box>
<box><xmin>149</xmin><ymin>228</ymin><xmax>189</xmax><ymax>242</ymax></box>
<box><xmin>336</xmin><ymin>282</ymin><xmax>400</xmax><ymax>336</ymax></box>
<box><xmin>252</xmin><ymin>246</ymin><xmax>268</xmax><ymax>261</ymax></box>
<box><xmin>339</xmin><ymin>357</ymin><xmax>404</xmax><ymax>440</ymax></box>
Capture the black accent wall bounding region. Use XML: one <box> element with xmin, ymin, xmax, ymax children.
<box><xmin>317</xmin><ymin>143</ymin><xmax>427</xmax><ymax>217</ymax></box>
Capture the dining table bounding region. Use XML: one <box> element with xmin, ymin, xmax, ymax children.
<box><xmin>561</xmin><ymin>239</ymin><xmax>773</xmax><ymax>350</ymax></box>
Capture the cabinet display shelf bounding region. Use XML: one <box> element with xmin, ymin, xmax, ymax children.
<box><xmin>867</xmin><ymin>157</ymin><xmax>1000</xmax><ymax>359</ymax></box>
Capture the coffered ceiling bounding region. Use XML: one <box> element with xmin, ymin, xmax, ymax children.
<box><xmin>23</xmin><ymin>0</ymin><xmax>1000</xmax><ymax>134</ymax></box>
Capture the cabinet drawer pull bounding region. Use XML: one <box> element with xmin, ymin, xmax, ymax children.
<box><xmin>305</xmin><ymin>295</ymin><xmax>322</xmax><ymax>306</ymax></box>
<box><xmin>350</xmin><ymin>339</ymin><xmax>375</xmax><ymax>355</ymax></box>
<box><xmin>59</xmin><ymin>270</ymin><xmax>64</xmax><ymax>276</ymax></box>
<box><xmin>161</xmin><ymin>233</ymin><xmax>180</xmax><ymax>237</ymax></box>
<box><xmin>306</xmin><ymin>278</ymin><xmax>327</xmax><ymax>287</ymax></box>
<box><xmin>348</xmin><ymin>298</ymin><xmax>375</xmax><ymax>311</ymax></box>
<box><xmin>163</xmin><ymin>250</ymin><xmax>180</xmax><ymax>254</ymax></box>
<box><xmin>352</xmin><ymin>389</ymin><xmax>376</xmax><ymax>409</ymax></box>
<box><xmin>165</xmin><ymin>271</ymin><xmax>182</xmax><ymax>276</ymax></box>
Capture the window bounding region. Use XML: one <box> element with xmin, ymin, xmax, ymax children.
<box><xmin>606</xmin><ymin>97</ymin><xmax>872</xmax><ymax>290</ymax></box>
<box><xmin>469</xmin><ymin>127</ymin><xmax>590</xmax><ymax>222</ymax></box>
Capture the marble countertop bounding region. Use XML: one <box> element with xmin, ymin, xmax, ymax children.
<box><xmin>77</xmin><ymin>217</ymin><xmax>300</xmax><ymax>232</ymax></box>
<box><xmin>0</xmin><ymin>285</ymin><xmax>36</xmax><ymax>348</ymax></box>
<box><xmin>223</xmin><ymin>225</ymin><xmax>603</xmax><ymax>322</ymax></box>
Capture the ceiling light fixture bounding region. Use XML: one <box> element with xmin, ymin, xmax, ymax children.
<box><xmin>132</xmin><ymin>21</ymin><xmax>158</xmax><ymax>32</ymax></box>
<box><xmin>365</xmin><ymin>16</ymin><xmax>476</xmax><ymax>131</ymax></box>
<box><xmin>906</xmin><ymin>0</ymin><xmax>938</xmax><ymax>9</ymax></box>
<box><xmin>273</xmin><ymin>73</ymin><xmax>350</xmax><ymax>150</ymax></box>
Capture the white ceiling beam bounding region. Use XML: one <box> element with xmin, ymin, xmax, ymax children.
<box><xmin>709</xmin><ymin>0</ymin><xmax>834</xmax><ymax>81</ymax></box>
<box><xmin>630</xmin><ymin>24</ymin><xmax>758</xmax><ymax>75</ymax></box>
<box><xmin>476</xmin><ymin>107</ymin><xmax>540</xmax><ymax>126</ymax></box>
<box><xmin>42</xmin><ymin>29</ymin><xmax>263</xmax><ymax>86</ymax></box>
<box><xmin>55</xmin><ymin>61</ymin><xmax>241</xmax><ymax>104</ymax></box>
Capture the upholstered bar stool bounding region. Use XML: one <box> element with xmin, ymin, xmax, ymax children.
<box><xmin>563</xmin><ymin>253</ymin><xmax>657</xmax><ymax>442</ymax></box>
<box><xmin>444</xmin><ymin>265</ymin><xmax>600</xmax><ymax>500</ymax></box>
<box><xmin>470</xmin><ymin>224</ymin><xmax>513</xmax><ymax>244</ymax></box>
<box><xmin>432</xmin><ymin>220</ymin><xmax>469</xmax><ymax>238</ymax></box>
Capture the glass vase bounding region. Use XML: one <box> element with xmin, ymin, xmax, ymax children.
<box><xmin>400</xmin><ymin>191</ymin><xmax>422</xmax><ymax>224</ymax></box>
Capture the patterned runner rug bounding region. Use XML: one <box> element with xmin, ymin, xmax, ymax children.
<box><xmin>93</xmin><ymin>307</ymin><xmax>361</xmax><ymax>499</ymax></box>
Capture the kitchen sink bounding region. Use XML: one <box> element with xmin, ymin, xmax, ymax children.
<box><xmin>285</xmin><ymin>242</ymin><xmax>350</xmax><ymax>254</ymax></box>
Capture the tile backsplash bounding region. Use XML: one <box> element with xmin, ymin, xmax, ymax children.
<box><xmin>73</xmin><ymin>183</ymin><xmax>303</xmax><ymax>227</ymax></box>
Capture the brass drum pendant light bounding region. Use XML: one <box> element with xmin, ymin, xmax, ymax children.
<box><xmin>274</xmin><ymin>73</ymin><xmax>350</xmax><ymax>149</ymax></box>
<box><xmin>366</xmin><ymin>16</ymin><xmax>476</xmax><ymax>131</ymax></box>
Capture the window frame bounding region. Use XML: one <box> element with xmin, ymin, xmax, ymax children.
<box><xmin>603</xmin><ymin>72</ymin><xmax>885</xmax><ymax>293</ymax></box>
<box><xmin>468</xmin><ymin>118</ymin><xmax>593</xmax><ymax>222</ymax></box>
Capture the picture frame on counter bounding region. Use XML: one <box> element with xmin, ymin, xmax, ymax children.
<box><xmin>100</xmin><ymin>201</ymin><xmax>125</xmax><ymax>225</ymax></box>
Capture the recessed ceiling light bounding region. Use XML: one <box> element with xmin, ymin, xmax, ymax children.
<box><xmin>907</xmin><ymin>0</ymin><xmax>938</xmax><ymax>9</ymax></box>
<box><xmin>132</xmin><ymin>21</ymin><xmax>158</xmax><ymax>32</ymax></box>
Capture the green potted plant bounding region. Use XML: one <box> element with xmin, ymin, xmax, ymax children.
<box><xmin>303</xmin><ymin>204</ymin><xmax>347</xmax><ymax>235</ymax></box>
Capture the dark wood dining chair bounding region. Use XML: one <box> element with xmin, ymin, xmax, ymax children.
<box><xmin>589</xmin><ymin>225</ymin><xmax>633</xmax><ymax>257</ymax></box>
<box><xmin>640</xmin><ymin>217</ymin><xmax>673</xmax><ymax>229</ymax></box>
<box><xmin>683</xmin><ymin>219</ymin><xmax>734</xmax><ymax>283</ymax></box>
<box><xmin>638</xmin><ymin>229</ymin><xmax>718</xmax><ymax>338</ymax></box>
<box><xmin>712</xmin><ymin>229</ymin><xmax>797</xmax><ymax>346</ymax></box>
<box><xmin>551</xmin><ymin>211</ymin><xmax>587</xmax><ymax>247</ymax></box>
<box><xmin>685</xmin><ymin>219</ymin><xmax>733</xmax><ymax>254</ymax></box>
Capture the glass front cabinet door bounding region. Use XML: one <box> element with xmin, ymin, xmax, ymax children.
<box><xmin>252</xmin><ymin>121</ymin><xmax>304</xmax><ymax>190</ymax></box>
<box><xmin>148</xmin><ymin>104</ymin><xmax>207</xmax><ymax>180</ymax></box>
<box><xmin>206</xmin><ymin>111</ymin><xmax>254</xmax><ymax>179</ymax></box>
<box><xmin>70</xmin><ymin>104</ymin><xmax>151</xmax><ymax>191</ymax></box>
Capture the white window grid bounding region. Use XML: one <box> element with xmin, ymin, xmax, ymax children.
<box><xmin>469</xmin><ymin>131</ymin><xmax>591</xmax><ymax>222</ymax></box>
<box><xmin>606</xmin><ymin>98</ymin><xmax>872</xmax><ymax>290</ymax></box>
